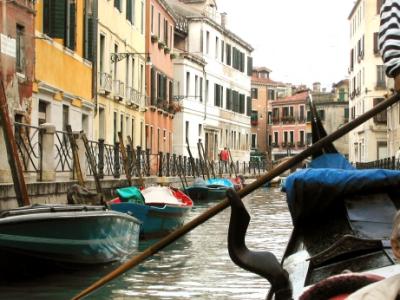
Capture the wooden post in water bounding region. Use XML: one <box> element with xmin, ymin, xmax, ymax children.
<box><xmin>118</xmin><ymin>132</ymin><xmax>132</xmax><ymax>186</ymax></box>
<box><xmin>81</xmin><ymin>133</ymin><xmax>103</xmax><ymax>196</ymax></box>
<box><xmin>128</xmin><ymin>136</ymin><xmax>144</xmax><ymax>187</ymax></box>
<box><xmin>197</xmin><ymin>139</ymin><xmax>207</xmax><ymax>179</ymax></box>
<box><xmin>186</xmin><ymin>137</ymin><xmax>198</xmax><ymax>177</ymax></box>
<box><xmin>0</xmin><ymin>80</ymin><xmax>30</xmax><ymax>206</ymax></box>
<box><xmin>66</xmin><ymin>125</ymin><xmax>85</xmax><ymax>187</ymax></box>
<box><xmin>228</xmin><ymin>148</ymin><xmax>238</xmax><ymax>177</ymax></box>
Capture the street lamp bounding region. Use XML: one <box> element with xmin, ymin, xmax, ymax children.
<box><xmin>110</xmin><ymin>52</ymin><xmax>152</xmax><ymax>66</ymax></box>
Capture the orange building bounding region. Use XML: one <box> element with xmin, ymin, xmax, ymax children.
<box><xmin>145</xmin><ymin>0</ymin><xmax>176</xmax><ymax>163</ymax></box>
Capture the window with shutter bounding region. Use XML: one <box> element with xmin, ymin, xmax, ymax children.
<box><xmin>126</xmin><ymin>0</ymin><xmax>133</xmax><ymax>23</ymax></box>
<box><xmin>239</xmin><ymin>94</ymin><xmax>245</xmax><ymax>113</ymax></box>
<box><xmin>151</xmin><ymin>68</ymin><xmax>156</xmax><ymax>105</ymax></box>
<box><xmin>16</xmin><ymin>24</ymin><xmax>25</xmax><ymax>73</ymax></box>
<box><xmin>226</xmin><ymin>89</ymin><xmax>231</xmax><ymax>110</ymax></box>
<box><xmin>214</xmin><ymin>84</ymin><xmax>220</xmax><ymax>107</ymax></box>
<box><xmin>226</xmin><ymin>44</ymin><xmax>231</xmax><ymax>66</ymax></box>
<box><xmin>246</xmin><ymin>96</ymin><xmax>251</xmax><ymax>116</ymax></box>
<box><xmin>115</xmin><ymin>0</ymin><xmax>121</xmax><ymax>11</ymax></box>
<box><xmin>66</xmin><ymin>0</ymin><xmax>76</xmax><ymax>50</ymax></box>
<box><xmin>43</xmin><ymin>0</ymin><xmax>66</xmax><ymax>40</ymax></box>
<box><xmin>373</xmin><ymin>98</ymin><xmax>387</xmax><ymax>123</ymax></box>
<box><xmin>373</xmin><ymin>32</ymin><xmax>379</xmax><ymax>54</ymax></box>
<box><xmin>247</xmin><ymin>57</ymin><xmax>253</xmax><ymax>76</ymax></box>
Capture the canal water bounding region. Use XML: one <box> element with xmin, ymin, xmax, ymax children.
<box><xmin>0</xmin><ymin>187</ymin><xmax>292</xmax><ymax>300</ymax></box>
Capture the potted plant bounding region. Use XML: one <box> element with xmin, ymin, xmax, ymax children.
<box><xmin>164</xmin><ymin>47</ymin><xmax>170</xmax><ymax>54</ymax></box>
<box><xmin>158</xmin><ymin>40</ymin><xmax>165</xmax><ymax>49</ymax></box>
<box><xmin>151</xmin><ymin>34</ymin><xmax>158</xmax><ymax>43</ymax></box>
<box><xmin>170</xmin><ymin>53</ymin><xmax>177</xmax><ymax>59</ymax></box>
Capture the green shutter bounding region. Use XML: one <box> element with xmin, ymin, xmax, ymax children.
<box><xmin>52</xmin><ymin>0</ymin><xmax>66</xmax><ymax>39</ymax></box>
<box><xmin>126</xmin><ymin>0</ymin><xmax>132</xmax><ymax>23</ymax></box>
<box><xmin>67</xmin><ymin>1</ymin><xmax>76</xmax><ymax>50</ymax></box>
<box><xmin>246</xmin><ymin>96</ymin><xmax>251</xmax><ymax>116</ymax></box>
<box><xmin>151</xmin><ymin>68</ymin><xmax>156</xmax><ymax>105</ymax></box>
<box><xmin>86</xmin><ymin>16</ymin><xmax>93</xmax><ymax>61</ymax></box>
<box><xmin>247</xmin><ymin>57</ymin><xmax>253</xmax><ymax>76</ymax></box>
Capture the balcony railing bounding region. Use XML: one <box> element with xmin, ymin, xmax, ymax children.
<box><xmin>272</xmin><ymin>117</ymin><xmax>280</xmax><ymax>124</ymax></box>
<box><xmin>251</xmin><ymin>119</ymin><xmax>258</xmax><ymax>126</ymax></box>
<box><xmin>282</xmin><ymin>116</ymin><xmax>295</xmax><ymax>124</ymax></box>
<box><xmin>296</xmin><ymin>141</ymin><xmax>305</xmax><ymax>147</ymax></box>
<box><xmin>99</xmin><ymin>72</ymin><xmax>112</xmax><ymax>94</ymax></box>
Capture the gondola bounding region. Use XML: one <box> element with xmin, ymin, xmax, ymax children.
<box><xmin>184</xmin><ymin>177</ymin><xmax>236</xmax><ymax>202</ymax></box>
<box><xmin>227</xmin><ymin>97</ymin><xmax>400</xmax><ymax>299</ymax></box>
<box><xmin>109</xmin><ymin>186</ymin><xmax>193</xmax><ymax>240</ymax></box>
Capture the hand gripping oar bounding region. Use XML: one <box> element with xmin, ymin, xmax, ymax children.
<box><xmin>72</xmin><ymin>92</ymin><xmax>400</xmax><ymax>300</ymax></box>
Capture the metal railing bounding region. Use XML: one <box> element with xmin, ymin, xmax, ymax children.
<box><xmin>14</xmin><ymin>122</ymin><xmax>41</xmax><ymax>175</ymax></box>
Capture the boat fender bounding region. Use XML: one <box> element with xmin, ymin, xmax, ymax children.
<box><xmin>226</xmin><ymin>189</ymin><xmax>293</xmax><ymax>300</ymax></box>
<box><xmin>299</xmin><ymin>273</ymin><xmax>384</xmax><ymax>300</ymax></box>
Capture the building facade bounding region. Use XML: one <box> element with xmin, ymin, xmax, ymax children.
<box><xmin>145</xmin><ymin>0</ymin><xmax>176</xmax><ymax>162</ymax></box>
<box><xmin>33</xmin><ymin>0</ymin><xmax>94</xmax><ymax>136</ymax></box>
<box><xmin>311</xmin><ymin>80</ymin><xmax>350</xmax><ymax>157</ymax></box>
<box><xmin>168</xmin><ymin>0</ymin><xmax>253</xmax><ymax>162</ymax></box>
<box><xmin>270</xmin><ymin>91</ymin><xmax>308</xmax><ymax>161</ymax></box>
<box><xmin>251</xmin><ymin>67</ymin><xmax>290</xmax><ymax>158</ymax></box>
<box><xmin>348</xmin><ymin>0</ymin><xmax>389</xmax><ymax>163</ymax></box>
<box><xmin>0</xmin><ymin>0</ymin><xmax>35</xmax><ymax>182</ymax></box>
<box><xmin>94</xmin><ymin>0</ymin><xmax>146</xmax><ymax>147</ymax></box>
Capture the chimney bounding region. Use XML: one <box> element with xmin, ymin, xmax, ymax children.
<box><xmin>313</xmin><ymin>82</ymin><xmax>321</xmax><ymax>93</ymax></box>
<box><xmin>221</xmin><ymin>12</ymin><xmax>227</xmax><ymax>28</ymax></box>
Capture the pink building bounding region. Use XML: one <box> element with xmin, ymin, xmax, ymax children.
<box><xmin>270</xmin><ymin>91</ymin><xmax>308</xmax><ymax>161</ymax></box>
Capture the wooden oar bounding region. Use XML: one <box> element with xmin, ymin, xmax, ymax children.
<box><xmin>72</xmin><ymin>92</ymin><xmax>400</xmax><ymax>300</ymax></box>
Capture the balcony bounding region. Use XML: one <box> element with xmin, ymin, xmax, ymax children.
<box><xmin>272</xmin><ymin>117</ymin><xmax>280</xmax><ymax>124</ymax></box>
<box><xmin>282</xmin><ymin>116</ymin><xmax>295</xmax><ymax>124</ymax></box>
<box><xmin>251</xmin><ymin>119</ymin><xmax>258</xmax><ymax>126</ymax></box>
<box><xmin>113</xmin><ymin>80</ymin><xmax>124</xmax><ymax>101</ymax></box>
<box><xmin>98</xmin><ymin>72</ymin><xmax>112</xmax><ymax>94</ymax></box>
<box><xmin>296</xmin><ymin>141</ymin><xmax>305</xmax><ymax>147</ymax></box>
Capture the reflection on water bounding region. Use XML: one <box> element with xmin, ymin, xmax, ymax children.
<box><xmin>0</xmin><ymin>188</ymin><xmax>292</xmax><ymax>300</ymax></box>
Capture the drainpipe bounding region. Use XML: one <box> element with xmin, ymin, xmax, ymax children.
<box><xmin>92</xmin><ymin>0</ymin><xmax>99</xmax><ymax>117</ymax></box>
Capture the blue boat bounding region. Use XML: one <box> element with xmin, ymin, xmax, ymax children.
<box><xmin>184</xmin><ymin>177</ymin><xmax>235</xmax><ymax>202</ymax></box>
<box><xmin>0</xmin><ymin>204</ymin><xmax>141</xmax><ymax>266</ymax></box>
<box><xmin>110</xmin><ymin>186</ymin><xmax>193</xmax><ymax>240</ymax></box>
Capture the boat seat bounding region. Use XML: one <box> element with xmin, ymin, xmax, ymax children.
<box><xmin>345</xmin><ymin>193</ymin><xmax>397</xmax><ymax>240</ymax></box>
<box><xmin>308</xmin><ymin>235</ymin><xmax>384</xmax><ymax>267</ymax></box>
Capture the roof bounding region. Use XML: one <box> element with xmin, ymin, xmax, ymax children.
<box><xmin>166</xmin><ymin>0</ymin><xmax>253</xmax><ymax>51</ymax></box>
<box><xmin>348</xmin><ymin>0</ymin><xmax>361</xmax><ymax>20</ymax></box>
<box><xmin>253</xmin><ymin>67</ymin><xmax>272</xmax><ymax>73</ymax></box>
<box><xmin>251</xmin><ymin>76</ymin><xmax>284</xmax><ymax>86</ymax></box>
<box><xmin>284</xmin><ymin>91</ymin><xmax>308</xmax><ymax>101</ymax></box>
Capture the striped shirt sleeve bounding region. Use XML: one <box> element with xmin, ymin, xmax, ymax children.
<box><xmin>379</xmin><ymin>0</ymin><xmax>400</xmax><ymax>78</ymax></box>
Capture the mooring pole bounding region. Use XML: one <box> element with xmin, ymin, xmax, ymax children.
<box><xmin>118</xmin><ymin>132</ymin><xmax>132</xmax><ymax>186</ymax></box>
<box><xmin>0</xmin><ymin>80</ymin><xmax>30</xmax><ymax>206</ymax></box>
<box><xmin>66</xmin><ymin>125</ymin><xmax>85</xmax><ymax>187</ymax></box>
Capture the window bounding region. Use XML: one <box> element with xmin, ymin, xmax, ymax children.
<box><xmin>226</xmin><ymin>44</ymin><xmax>231</xmax><ymax>65</ymax></box>
<box><xmin>214</xmin><ymin>84</ymin><xmax>223</xmax><ymax>107</ymax></box>
<box><xmin>140</xmin><ymin>1</ymin><xmax>144</xmax><ymax>34</ymax></box>
<box><xmin>284</xmin><ymin>131</ymin><xmax>288</xmax><ymax>143</ymax></box>
<box><xmin>289</xmin><ymin>131</ymin><xmax>294</xmax><ymax>144</ymax></box>
<box><xmin>318</xmin><ymin>109</ymin><xmax>325</xmax><ymax>121</ymax></box>
<box><xmin>339</xmin><ymin>88</ymin><xmax>345</xmax><ymax>101</ymax></box>
<box><xmin>246</xmin><ymin>96</ymin><xmax>252</xmax><ymax>116</ymax></box>
<box><xmin>16</xmin><ymin>24</ymin><xmax>24</xmax><ymax>73</ymax></box>
<box><xmin>43</xmin><ymin>0</ymin><xmax>76</xmax><ymax>50</ymax></box>
<box><xmin>232</xmin><ymin>47</ymin><xmax>245</xmax><ymax>72</ymax></box>
<box><xmin>376</xmin><ymin>65</ymin><xmax>386</xmax><ymax>88</ymax></box>
<box><xmin>186</xmin><ymin>72</ymin><xmax>190</xmax><ymax>98</ymax></box>
<box><xmin>195</xmin><ymin>75</ymin><xmax>198</xmax><ymax>98</ymax></box>
<box><xmin>373</xmin><ymin>32</ymin><xmax>379</xmax><ymax>54</ymax></box>
<box><xmin>205</xmin><ymin>80</ymin><xmax>209</xmax><ymax>103</ymax></box>
<box><xmin>226</xmin><ymin>88</ymin><xmax>232</xmax><ymax>110</ymax></box>
<box><xmin>299</xmin><ymin>105</ymin><xmax>305</xmax><ymax>121</ymax></box>
<box><xmin>215</xmin><ymin>37</ymin><xmax>219</xmax><ymax>59</ymax></box>
<box><xmin>126</xmin><ymin>0</ymin><xmax>135</xmax><ymax>24</ymax></box>
<box><xmin>268</xmin><ymin>89</ymin><xmax>275</xmax><ymax>100</ymax></box>
<box><xmin>38</xmin><ymin>100</ymin><xmax>49</xmax><ymax>125</ymax></box>
<box><xmin>185</xmin><ymin>121</ymin><xmax>189</xmax><ymax>142</ymax></box>
<box><xmin>99</xmin><ymin>34</ymin><xmax>105</xmax><ymax>74</ymax></box>
<box><xmin>99</xmin><ymin>107</ymin><xmax>105</xmax><ymax>139</ymax></box>
<box><xmin>114</xmin><ymin>0</ymin><xmax>121</xmax><ymax>11</ymax></box>
<box><xmin>158</xmin><ymin>13</ymin><xmax>161</xmax><ymax>37</ymax></box>
<box><xmin>251</xmin><ymin>88</ymin><xmax>258</xmax><ymax>99</ymax></box>
<box><xmin>373</xmin><ymin>98</ymin><xmax>387</xmax><ymax>124</ymax></box>
<box><xmin>247</xmin><ymin>56</ymin><xmax>253</xmax><ymax>76</ymax></box>
<box><xmin>232</xmin><ymin>91</ymin><xmax>239</xmax><ymax>112</ymax></box>
<box><xmin>113</xmin><ymin>112</ymin><xmax>117</xmax><ymax>143</ymax></box>
<box><xmin>251</xmin><ymin>134</ymin><xmax>257</xmax><ymax>149</ymax></box>
<box><xmin>198</xmin><ymin>124</ymin><xmax>202</xmax><ymax>137</ymax></box>
<box><xmin>62</xmin><ymin>105</ymin><xmax>69</xmax><ymax>132</ymax></box>
<box><xmin>274</xmin><ymin>132</ymin><xmax>278</xmax><ymax>144</ymax></box>
<box><xmin>239</xmin><ymin>94</ymin><xmax>245</xmax><ymax>114</ymax></box>
<box><xmin>221</xmin><ymin>41</ymin><xmax>225</xmax><ymax>62</ymax></box>
<box><xmin>151</xmin><ymin>5</ymin><xmax>154</xmax><ymax>33</ymax></box>
<box><xmin>251</xmin><ymin>110</ymin><xmax>258</xmax><ymax>124</ymax></box>
<box><xmin>299</xmin><ymin>130</ymin><xmax>305</xmax><ymax>145</ymax></box>
<box><xmin>199</xmin><ymin>78</ymin><xmax>203</xmax><ymax>102</ymax></box>
<box><xmin>164</xmin><ymin>19</ymin><xmax>168</xmax><ymax>45</ymax></box>
<box><xmin>206</xmin><ymin>31</ymin><xmax>210</xmax><ymax>54</ymax></box>
<box><xmin>344</xmin><ymin>107</ymin><xmax>349</xmax><ymax>122</ymax></box>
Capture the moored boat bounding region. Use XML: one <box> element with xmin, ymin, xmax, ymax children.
<box><xmin>0</xmin><ymin>204</ymin><xmax>141</xmax><ymax>266</ymax></box>
<box><xmin>184</xmin><ymin>177</ymin><xmax>236</xmax><ymax>202</ymax></box>
<box><xmin>226</xmin><ymin>97</ymin><xmax>400</xmax><ymax>299</ymax></box>
<box><xmin>110</xmin><ymin>186</ymin><xmax>193</xmax><ymax>240</ymax></box>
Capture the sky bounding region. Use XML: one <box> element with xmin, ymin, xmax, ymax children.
<box><xmin>216</xmin><ymin>0</ymin><xmax>355</xmax><ymax>90</ymax></box>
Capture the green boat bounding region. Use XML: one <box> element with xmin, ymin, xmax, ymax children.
<box><xmin>0</xmin><ymin>204</ymin><xmax>141</xmax><ymax>266</ymax></box>
<box><xmin>184</xmin><ymin>178</ymin><xmax>235</xmax><ymax>202</ymax></box>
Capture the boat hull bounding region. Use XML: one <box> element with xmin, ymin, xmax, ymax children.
<box><xmin>184</xmin><ymin>186</ymin><xmax>228</xmax><ymax>202</ymax></box>
<box><xmin>111</xmin><ymin>202</ymin><xmax>191</xmax><ymax>240</ymax></box>
<box><xmin>0</xmin><ymin>205</ymin><xmax>141</xmax><ymax>265</ymax></box>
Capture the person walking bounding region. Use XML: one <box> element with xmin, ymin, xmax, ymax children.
<box><xmin>219</xmin><ymin>147</ymin><xmax>229</xmax><ymax>173</ymax></box>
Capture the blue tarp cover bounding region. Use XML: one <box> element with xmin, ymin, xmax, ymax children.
<box><xmin>206</xmin><ymin>178</ymin><xmax>234</xmax><ymax>188</ymax></box>
<box><xmin>284</xmin><ymin>154</ymin><xmax>400</xmax><ymax>223</ymax></box>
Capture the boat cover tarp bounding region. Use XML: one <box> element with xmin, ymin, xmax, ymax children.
<box><xmin>284</xmin><ymin>154</ymin><xmax>400</xmax><ymax>224</ymax></box>
<box><xmin>141</xmin><ymin>186</ymin><xmax>183</xmax><ymax>205</ymax></box>
<box><xmin>116</xmin><ymin>187</ymin><xmax>145</xmax><ymax>204</ymax></box>
<box><xmin>206</xmin><ymin>178</ymin><xmax>234</xmax><ymax>188</ymax></box>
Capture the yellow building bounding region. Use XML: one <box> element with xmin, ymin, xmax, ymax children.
<box><xmin>33</xmin><ymin>0</ymin><xmax>94</xmax><ymax>136</ymax></box>
<box><xmin>94</xmin><ymin>0</ymin><xmax>146</xmax><ymax>147</ymax></box>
